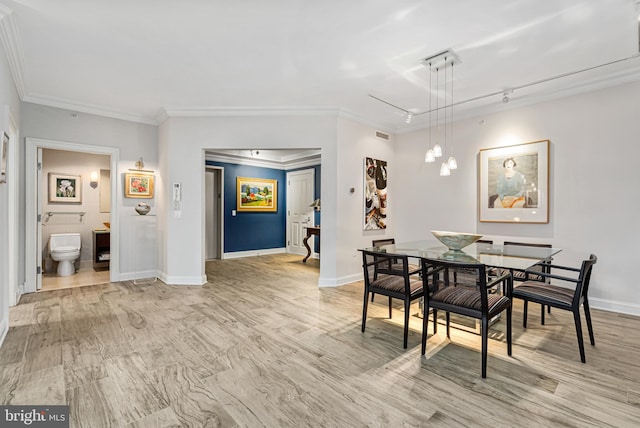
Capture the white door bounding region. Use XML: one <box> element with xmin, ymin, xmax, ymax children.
<box><xmin>286</xmin><ymin>169</ymin><xmax>315</xmax><ymax>256</ymax></box>
<box><xmin>36</xmin><ymin>148</ymin><xmax>43</xmax><ymax>290</ymax></box>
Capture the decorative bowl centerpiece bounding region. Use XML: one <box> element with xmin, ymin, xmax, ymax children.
<box><xmin>432</xmin><ymin>230</ymin><xmax>483</xmax><ymax>251</ymax></box>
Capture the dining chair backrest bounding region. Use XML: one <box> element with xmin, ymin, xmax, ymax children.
<box><xmin>422</xmin><ymin>259</ymin><xmax>491</xmax><ymax>316</ymax></box>
<box><xmin>504</xmin><ymin>241</ymin><xmax>552</xmax><ymax>281</ymax></box>
<box><xmin>372</xmin><ymin>238</ymin><xmax>395</xmax><ymax>247</ymax></box>
<box><xmin>362</xmin><ymin>250</ymin><xmax>413</xmax><ymax>294</ymax></box>
<box><xmin>574</xmin><ymin>254</ymin><xmax>597</xmax><ymax>306</ymax></box>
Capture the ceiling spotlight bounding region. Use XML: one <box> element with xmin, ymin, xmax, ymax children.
<box><xmin>405</xmin><ymin>112</ymin><xmax>413</xmax><ymax>123</ymax></box>
<box><xmin>502</xmin><ymin>94</ymin><xmax>509</xmax><ymax>103</ymax></box>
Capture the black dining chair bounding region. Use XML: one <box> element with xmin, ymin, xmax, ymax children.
<box><xmin>370</xmin><ymin>238</ymin><xmax>420</xmax><ymax>302</ymax></box>
<box><xmin>512</xmin><ymin>254</ymin><xmax>597</xmax><ymax>363</ymax></box>
<box><xmin>504</xmin><ymin>241</ymin><xmax>553</xmax><ymax>316</ymax></box>
<box><xmin>361</xmin><ymin>249</ymin><xmax>428</xmax><ymax>348</ymax></box>
<box><xmin>420</xmin><ymin>258</ymin><xmax>512</xmax><ymax>378</ymax></box>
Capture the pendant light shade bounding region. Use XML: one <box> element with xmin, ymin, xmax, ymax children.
<box><xmin>447</xmin><ymin>156</ymin><xmax>457</xmax><ymax>169</ymax></box>
<box><xmin>433</xmin><ymin>144</ymin><xmax>442</xmax><ymax>157</ymax></box>
<box><xmin>439</xmin><ymin>162</ymin><xmax>451</xmax><ymax>176</ymax></box>
<box><xmin>425</xmin><ymin>149</ymin><xmax>435</xmax><ymax>163</ymax></box>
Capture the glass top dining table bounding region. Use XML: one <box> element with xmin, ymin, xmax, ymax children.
<box><xmin>361</xmin><ymin>240</ymin><xmax>562</xmax><ymax>271</ymax></box>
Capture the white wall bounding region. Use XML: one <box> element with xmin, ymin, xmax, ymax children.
<box><xmin>335</xmin><ymin>117</ymin><xmax>396</xmax><ymax>285</ymax></box>
<box><xmin>20</xmin><ymin>103</ymin><xmax>158</xmax><ymax>281</ymax></box>
<box><xmin>159</xmin><ymin>115</ymin><xmax>339</xmax><ymax>285</ymax></box>
<box><xmin>41</xmin><ymin>149</ymin><xmax>110</xmax><ymax>269</ymax></box>
<box><xmin>394</xmin><ymin>81</ymin><xmax>640</xmax><ymax>315</ymax></box>
<box><xmin>0</xmin><ymin>39</ymin><xmax>21</xmax><ymax>346</ymax></box>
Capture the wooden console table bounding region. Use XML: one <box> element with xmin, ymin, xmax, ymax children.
<box><xmin>303</xmin><ymin>226</ymin><xmax>320</xmax><ymax>263</ymax></box>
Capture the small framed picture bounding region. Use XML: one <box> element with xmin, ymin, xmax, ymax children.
<box><xmin>125</xmin><ymin>172</ymin><xmax>154</xmax><ymax>198</ymax></box>
<box><xmin>49</xmin><ymin>173</ymin><xmax>82</xmax><ymax>203</ymax></box>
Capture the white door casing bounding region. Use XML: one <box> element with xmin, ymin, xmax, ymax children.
<box><xmin>286</xmin><ymin>169</ymin><xmax>315</xmax><ymax>256</ymax></box>
<box><xmin>25</xmin><ymin>138</ymin><xmax>120</xmax><ymax>293</ymax></box>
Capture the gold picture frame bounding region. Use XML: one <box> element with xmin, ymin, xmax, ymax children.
<box><xmin>237</xmin><ymin>177</ymin><xmax>277</xmax><ymax>212</ymax></box>
<box><xmin>124</xmin><ymin>172</ymin><xmax>154</xmax><ymax>198</ymax></box>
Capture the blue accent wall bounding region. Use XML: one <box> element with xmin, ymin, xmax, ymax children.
<box><xmin>206</xmin><ymin>161</ymin><xmax>287</xmax><ymax>253</ymax></box>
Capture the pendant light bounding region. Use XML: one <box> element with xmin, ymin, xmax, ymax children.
<box><xmin>432</xmin><ymin>66</ymin><xmax>442</xmax><ymax>158</ymax></box>
<box><xmin>447</xmin><ymin>62</ymin><xmax>458</xmax><ymax>170</ymax></box>
<box><xmin>425</xmin><ymin>62</ymin><xmax>435</xmax><ymax>163</ymax></box>
<box><xmin>439</xmin><ymin>58</ymin><xmax>449</xmax><ymax>176</ymax></box>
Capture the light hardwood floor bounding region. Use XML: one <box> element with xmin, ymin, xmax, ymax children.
<box><xmin>1</xmin><ymin>254</ymin><xmax>639</xmax><ymax>427</ymax></box>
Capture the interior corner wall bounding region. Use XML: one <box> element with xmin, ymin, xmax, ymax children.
<box><xmin>0</xmin><ymin>38</ymin><xmax>21</xmax><ymax>344</ymax></box>
<box><xmin>162</xmin><ymin>115</ymin><xmax>338</xmax><ymax>285</ymax></box>
<box><xmin>334</xmin><ymin>117</ymin><xmax>396</xmax><ymax>286</ymax></box>
<box><xmin>19</xmin><ymin>103</ymin><xmax>158</xmax><ymax>282</ymax></box>
<box><xmin>394</xmin><ymin>81</ymin><xmax>640</xmax><ymax>315</ymax></box>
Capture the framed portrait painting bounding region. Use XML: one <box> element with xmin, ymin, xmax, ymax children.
<box><xmin>49</xmin><ymin>173</ymin><xmax>82</xmax><ymax>203</ymax></box>
<box><xmin>478</xmin><ymin>140</ymin><xmax>549</xmax><ymax>223</ymax></box>
<box><xmin>124</xmin><ymin>172</ymin><xmax>154</xmax><ymax>198</ymax></box>
<box><xmin>237</xmin><ymin>177</ymin><xmax>277</xmax><ymax>212</ymax></box>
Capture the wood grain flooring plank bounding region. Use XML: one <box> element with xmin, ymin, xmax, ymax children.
<box><xmin>126</xmin><ymin>407</ymin><xmax>182</xmax><ymax>428</ymax></box>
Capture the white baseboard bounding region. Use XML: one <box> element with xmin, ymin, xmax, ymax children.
<box><xmin>118</xmin><ymin>270</ymin><xmax>159</xmax><ymax>282</ymax></box>
<box><xmin>223</xmin><ymin>247</ymin><xmax>287</xmax><ymax>259</ymax></box>
<box><xmin>156</xmin><ymin>271</ymin><xmax>207</xmax><ymax>286</ymax></box>
<box><xmin>590</xmin><ymin>298</ymin><xmax>640</xmax><ymax>317</ymax></box>
<box><xmin>318</xmin><ymin>272</ymin><xmax>363</xmax><ymax>288</ymax></box>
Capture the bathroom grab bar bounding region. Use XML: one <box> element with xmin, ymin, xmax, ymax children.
<box><xmin>44</xmin><ymin>211</ymin><xmax>86</xmax><ymax>222</ymax></box>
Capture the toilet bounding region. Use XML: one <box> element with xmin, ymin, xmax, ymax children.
<box><xmin>49</xmin><ymin>233</ymin><xmax>81</xmax><ymax>276</ymax></box>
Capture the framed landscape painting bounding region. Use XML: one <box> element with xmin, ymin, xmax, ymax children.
<box><xmin>478</xmin><ymin>140</ymin><xmax>549</xmax><ymax>223</ymax></box>
<box><xmin>49</xmin><ymin>173</ymin><xmax>82</xmax><ymax>203</ymax></box>
<box><xmin>237</xmin><ymin>177</ymin><xmax>277</xmax><ymax>212</ymax></box>
<box><xmin>125</xmin><ymin>172</ymin><xmax>154</xmax><ymax>198</ymax></box>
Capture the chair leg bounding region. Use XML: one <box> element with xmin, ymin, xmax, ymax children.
<box><xmin>403</xmin><ymin>299</ymin><xmax>410</xmax><ymax>349</ymax></box>
<box><xmin>541</xmin><ymin>304</ymin><xmax>545</xmax><ymax>325</ymax></box>
<box><xmin>547</xmin><ymin>305</ymin><xmax>551</xmax><ymax>314</ymax></box>
<box><xmin>445</xmin><ymin>312</ymin><xmax>450</xmax><ymax>339</ymax></box>
<box><xmin>522</xmin><ymin>300</ymin><xmax>528</xmax><ymax>328</ymax></box>
<box><xmin>371</xmin><ymin>293</ymin><xmax>375</xmax><ymax>302</ymax></box>
<box><xmin>421</xmin><ymin>304</ymin><xmax>430</xmax><ymax>355</ymax></box>
<box><xmin>481</xmin><ymin>316</ymin><xmax>489</xmax><ymax>378</ymax></box>
<box><xmin>583</xmin><ymin>298</ymin><xmax>595</xmax><ymax>346</ymax></box>
<box><xmin>573</xmin><ymin>310</ymin><xmax>586</xmax><ymax>363</ymax></box>
<box><xmin>432</xmin><ymin>309</ymin><xmax>438</xmax><ymax>335</ymax></box>
<box><xmin>388</xmin><ymin>296</ymin><xmax>392</xmax><ymax>319</ymax></box>
<box><xmin>507</xmin><ymin>306</ymin><xmax>512</xmax><ymax>356</ymax></box>
<box><xmin>362</xmin><ymin>288</ymin><xmax>369</xmax><ymax>333</ymax></box>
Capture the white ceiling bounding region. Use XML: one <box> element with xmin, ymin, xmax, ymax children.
<box><xmin>1</xmin><ymin>0</ymin><xmax>640</xmax><ymax>131</ymax></box>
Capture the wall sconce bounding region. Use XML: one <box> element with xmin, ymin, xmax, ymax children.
<box><xmin>308</xmin><ymin>198</ymin><xmax>321</xmax><ymax>211</ymax></box>
<box><xmin>90</xmin><ymin>171</ymin><xmax>99</xmax><ymax>189</ymax></box>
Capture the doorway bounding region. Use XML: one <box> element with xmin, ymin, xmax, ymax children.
<box><xmin>25</xmin><ymin>138</ymin><xmax>120</xmax><ymax>294</ymax></box>
<box><xmin>286</xmin><ymin>168</ymin><xmax>316</xmax><ymax>257</ymax></box>
<box><xmin>205</xmin><ymin>166</ymin><xmax>224</xmax><ymax>260</ymax></box>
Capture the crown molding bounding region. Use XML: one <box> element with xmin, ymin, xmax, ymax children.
<box><xmin>23</xmin><ymin>93</ymin><xmax>159</xmax><ymax>125</ymax></box>
<box><xmin>205</xmin><ymin>151</ymin><xmax>321</xmax><ymax>170</ymax></box>
<box><xmin>0</xmin><ymin>5</ymin><xmax>28</xmax><ymax>98</ymax></box>
<box><xmin>165</xmin><ymin>106</ymin><xmax>340</xmax><ymax>117</ymax></box>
